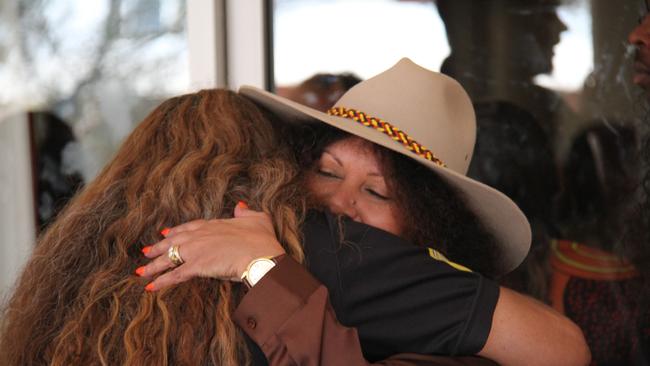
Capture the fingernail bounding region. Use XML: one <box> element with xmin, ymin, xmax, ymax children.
<box><xmin>160</xmin><ymin>228</ymin><xmax>170</xmax><ymax>237</ymax></box>
<box><xmin>135</xmin><ymin>266</ymin><xmax>146</xmax><ymax>276</ymax></box>
<box><xmin>141</xmin><ymin>246</ymin><xmax>152</xmax><ymax>255</ymax></box>
<box><xmin>237</xmin><ymin>201</ymin><xmax>248</xmax><ymax>209</ymax></box>
<box><xmin>145</xmin><ymin>283</ymin><xmax>155</xmax><ymax>291</ymax></box>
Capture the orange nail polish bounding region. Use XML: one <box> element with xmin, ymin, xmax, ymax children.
<box><xmin>145</xmin><ymin>283</ymin><xmax>155</xmax><ymax>291</ymax></box>
<box><xmin>141</xmin><ymin>246</ymin><xmax>152</xmax><ymax>254</ymax></box>
<box><xmin>237</xmin><ymin>201</ymin><xmax>248</xmax><ymax>209</ymax></box>
<box><xmin>135</xmin><ymin>266</ymin><xmax>146</xmax><ymax>276</ymax></box>
<box><xmin>160</xmin><ymin>228</ymin><xmax>170</xmax><ymax>236</ymax></box>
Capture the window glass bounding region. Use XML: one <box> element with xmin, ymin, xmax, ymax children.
<box><xmin>273</xmin><ymin>0</ymin><xmax>448</xmax><ymax>85</ymax></box>
<box><xmin>0</xmin><ymin>0</ymin><xmax>188</xmax><ymax>227</ymax></box>
<box><xmin>0</xmin><ymin>0</ymin><xmax>187</xmax><ymax>179</ymax></box>
<box><xmin>272</xmin><ymin>1</ymin><xmax>650</xmax><ymax>363</ymax></box>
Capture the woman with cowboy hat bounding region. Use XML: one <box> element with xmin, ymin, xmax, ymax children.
<box><xmin>140</xmin><ymin>59</ymin><xmax>590</xmax><ymax>365</ymax></box>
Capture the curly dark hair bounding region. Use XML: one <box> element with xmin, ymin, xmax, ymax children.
<box><xmin>468</xmin><ymin>101</ymin><xmax>559</xmax><ymax>300</ymax></box>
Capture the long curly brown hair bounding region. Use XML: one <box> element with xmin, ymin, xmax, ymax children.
<box><xmin>0</xmin><ymin>89</ymin><xmax>306</xmax><ymax>365</ymax></box>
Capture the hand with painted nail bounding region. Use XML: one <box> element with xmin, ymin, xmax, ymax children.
<box><xmin>138</xmin><ymin>202</ymin><xmax>285</xmax><ymax>291</ymax></box>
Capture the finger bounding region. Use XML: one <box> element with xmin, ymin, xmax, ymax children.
<box><xmin>143</xmin><ymin>236</ymin><xmax>175</xmax><ymax>259</ymax></box>
<box><xmin>145</xmin><ymin>231</ymin><xmax>195</xmax><ymax>259</ymax></box>
<box><xmin>140</xmin><ymin>249</ymin><xmax>177</xmax><ymax>278</ymax></box>
<box><xmin>164</xmin><ymin>219</ymin><xmax>207</xmax><ymax>237</ymax></box>
<box><xmin>145</xmin><ymin>265</ymin><xmax>193</xmax><ymax>292</ymax></box>
<box><xmin>233</xmin><ymin>201</ymin><xmax>248</xmax><ymax>218</ymax></box>
<box><xmin>234</xmin><ymin>202</ymin><xmax>267</xmax><ymax>219</ymax></box>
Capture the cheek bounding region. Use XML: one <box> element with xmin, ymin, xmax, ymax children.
<box><xmin>638</xmin><ymin>26</ymin><xmax>650</xmax><ymax>45</ymax></box>
<box><xmin>361</xmin><ymin>204</ymin><xmax>404</xmax><ymax>237</ymax></box>
<box><xmin>305</xmin><ymin>175</ymin><xmax>331</xmax><ymax>202</ymax></box>
<box><xmin>305</xmin><ymin>174</ymin><xmax>318</xmax><ymax>194</ymax></box>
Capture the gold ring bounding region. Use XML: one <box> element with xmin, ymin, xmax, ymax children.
<box><xmin>168</xmin><ymin>245</ymin><xmax>184</xmax><ymax>266</ymax></box>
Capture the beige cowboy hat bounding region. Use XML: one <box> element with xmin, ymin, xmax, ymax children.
<box><xmin>240</xmin><ymin>57</ymin><xmax>531</xmax><ymax>275</ymax></box>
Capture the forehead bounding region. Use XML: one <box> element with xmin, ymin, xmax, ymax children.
<box><xmin>325</xmin><ymin>136</ymin><xmax>378</xmax><ymax>156</ymax></box>
<box><xmin>323</xmin><ymin>136</ymin><xmax>391</xmax><ymax>173</ymax></box>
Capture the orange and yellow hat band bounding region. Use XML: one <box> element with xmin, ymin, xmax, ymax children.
<box><xmin>327</xmin><ymin>106</ymin><xmax>446</xmax><ymax>168</ymax></box>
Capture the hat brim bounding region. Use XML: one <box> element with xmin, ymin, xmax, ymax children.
<box><xmin>240</xmin><ymin>85</ymin><xmax>531</xmax><ymax>275</ymax></box>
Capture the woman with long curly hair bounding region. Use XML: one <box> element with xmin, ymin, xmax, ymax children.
<box><xmin>0</xmin><ymin>89</ymin><xmax>307</xmax><ymax>365</ymax></box>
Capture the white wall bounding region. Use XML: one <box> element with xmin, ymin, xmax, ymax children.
<box><xmin>0</xmin><ymin>114</ymin><xmax>36</xmax><ymax>302</ymax></box>
<box><xmin>187</xmin><ymin>0</ymin><xmax>227</xmax><ymax>89</ymax></box>
<box><xmin>226</xmin><ymin>0</ymin><xmax>267</xmax><ymax>90</ymax></box>
<box><xmin>186</xmin><ymin>0</ymin><xmax>267</xmax><ymax>91</ymax></box>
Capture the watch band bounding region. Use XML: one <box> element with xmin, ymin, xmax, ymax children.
<box><xmin>241</xmin><ymin>256</ymin><xmax>278</xmax><ymax>288</ymax></box>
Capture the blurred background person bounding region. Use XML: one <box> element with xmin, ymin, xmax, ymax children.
<box><xmin>29</xmin><ymin>112</ymin><xmax>84</xmax><ymax>230</ymax></box>
<box><xmin>468</xmin><ymin>101</ymin><xmax>559</xmax><ymax>301</ymax></box>
<box><xmin>551</xmin><ymin>123</ymin><xmax>647</xmax><ymax>366</ymax></box>
<box><xmin>276</xmin><ymin>72</ymin><xmax>362</xmax><ymax>112</ymax></box>
<box><xmin>437</xmin><ymin>0</ymin><xmax>576</xmax><ymax>161</ymax></box>
<box><xmin>629</xmin><ymin>5</ymin><xmax>650</xmax><ymax>97</ymax></box>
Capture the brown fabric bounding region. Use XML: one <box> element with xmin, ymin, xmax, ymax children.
<box><xmin>234</xmin><ymin>256</ymin><xmax>498</xmax><ymax>366</ymax></box>
<box><xmin>379</xmin><ymin>354</ymin><xmax>499</xmax><ymax>366</ymax></box>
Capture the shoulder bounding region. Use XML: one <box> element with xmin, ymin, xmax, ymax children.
<box><xmin>303</xmin><ymin>209</ymin><xmax>482</xmax><ymax>279</ymax></box>
<box><xmin>302</xmin><ymin>210</ymin><xmax>500</xmax><ymax>358</ymax></box>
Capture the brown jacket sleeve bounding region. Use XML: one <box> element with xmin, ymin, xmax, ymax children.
<box><xmin>233</xmin><ymin>256</ymin><xmax>497</xmax><ymax>366</ymax></box>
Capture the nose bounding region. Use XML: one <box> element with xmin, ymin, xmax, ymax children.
<box><xmin>629</xmin><ymin>17</ymin><xmax>650</xmax><ymax>47</ymax></box>
<box><xmin>549</xmin><ymin>12</ymin><xmax>567</xmax><ymax>33</ymax></box>
<box><xmin>327</xmin><ymin>187</ymin><xmax>358</xmax><ymax>219</ymax></box>
<box><xmin>558</xmin><ymin>18</ymin><xmax>567</xmax><ymax>33</ymax></box>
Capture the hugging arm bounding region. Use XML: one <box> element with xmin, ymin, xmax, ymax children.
<box><xmin>236</xmin><ymin>263</ymin><xmax>588</xmax><ymax>366</ymax></box>
<box><xmin>302</xmin><ymin>212</ymin><xmax>590</xmax><ymax>366</ymax></box>
<box><xmin>141</xmin><ymin>208</ymin><xmax>589</xmax><ymax>366</ymax></box>
<box><xmin>478</xmin><ymin>287</ymin><xmax>590</xmax><ymax>366</ymax></box>
<box><xmin>235</xmin><ymin>255</ymin><xmax>497</xmax><ymax>366</ymax></box>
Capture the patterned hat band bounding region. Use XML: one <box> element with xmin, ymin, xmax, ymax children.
<box><xmin>326</xmin><ymin>106</ymin><xmax>446</xmax><ymax>167</ymax></box>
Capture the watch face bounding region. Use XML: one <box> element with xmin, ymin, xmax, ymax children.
<box><xmin>248</xmin><ymin>259</ymin><xmax>276</xmax><ymax>286</ymax></box>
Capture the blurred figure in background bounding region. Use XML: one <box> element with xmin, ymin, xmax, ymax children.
<box><xmin>276</xmin><ymin>72</ymin><xmax>362</xmax><ymax>112</ymax></box>
<box><xmin>468</xmin><ymin>104</ymin><xmax>648</xmax><ymax>364</ymax></box>
<box><xmin>469</xmin><ymin>6</ymin><xmax>650</xmax><ymax>364</ymax></box>
<box><xmin>437</xmin><ymin>0</ymin><xmax>576</xmax><ymax>161</ymax></box>
<box><xmin>468</xmin><ymin>101</ymin><xmax>559</xmax><ymax>301</ymax></box>
<box><xmin>29</xmin><ymin>112</ymin><xmax>84</xmax><ymax>230</ymax></box>
<box><xmin>551</xmin><ymin>123</ymin><xmax>648</xmax><ymax>366</ymax></box>
<box><xmin>554</xmin><ymin>124</ymin><xmax>639</xmax><ymax>254</ymax></box>
<box><xmin>627</xmin><ymin>0</ymin><xmax>650</xmax><ymax>290</ymax></box>
<box><xmin>629</xmin><ymin>4</ymin><xmax>650</xmax><ymax>97</ymax></box>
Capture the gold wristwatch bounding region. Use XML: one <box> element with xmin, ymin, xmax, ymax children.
<box><xmin>241</xmin><ymin>256</ymin><xmax>278</xmax><ymax>288</ymax></box>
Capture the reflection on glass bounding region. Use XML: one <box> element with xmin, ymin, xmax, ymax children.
<box><xmin>273</xmin><ymin>0</ymin><xmax>448</xmax><ymax>88</ymax></box>
<box><xmin>275</xmin><ymin>72</ymin><xmax>362</xmax><ymax>112</ymax></box>
<box><xmin>272</xmin><ymin>0</ymin><xmax>650</xmax><ymax>363</ymax></box>
<box><xmin>0</xmin><ymin>0</ymin><xmax>188</xmax><ymax>182</ymax></box>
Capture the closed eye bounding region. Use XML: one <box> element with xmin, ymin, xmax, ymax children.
<box><xmin>366</xmin><ymin>188</ymin><xmax>389</xmax><ymax>200</ymax></box>
<box><xmin>317</xmin><ymin>169</ymin><xmax>341</xmax><ymax>179</ymax></box>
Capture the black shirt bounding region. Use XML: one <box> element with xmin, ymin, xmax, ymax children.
<box><xmin>248</xmin><ymin>210</ymin><xmax>500</xmax><ymax>364</ymax></box>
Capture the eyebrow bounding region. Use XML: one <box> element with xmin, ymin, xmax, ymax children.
<box><xmin>322</xmin><ymin>150</ymin><xmax>384</xmax><ymax>177</ymax></box>
<box><xmin>322</xmin><ymin>150</ymin><xmax>342</xmax><ymax>166</ymax></box>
